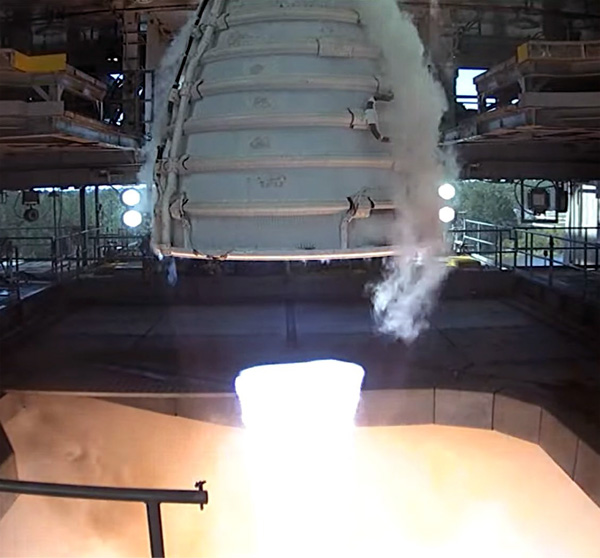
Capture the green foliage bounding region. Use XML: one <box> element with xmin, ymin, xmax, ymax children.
<box><xmin>457</xmin><ymin>181</ymin><xmax>518</xmax><ymax>227</ymax></box>
<box><xmin>0</xmin><ymin>188</ymin><xmax>135</xmax><ymax>259</ymax></box>
<box><xmin>0</xmin><ymin>188</ymin><xmax>133</xmax><ymax>234</ymax></box>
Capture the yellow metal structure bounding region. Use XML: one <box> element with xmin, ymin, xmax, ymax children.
<box><xmin>516</xmin><ymin>39</ymin><xmax>600</xmax><ymax>64</ymax></box>
<box><xmin>516</xmin><ymin>43</ymin><xmax>530</xmax><ymax>64</ymax></box>
<box><xmin>447</xmin><ymin>255</ymin><xmax>482</xmax><ymax>269</ymax></box>
<box><xmin>12</xmin><ymin>51</ymin><xmax>67</xmax><ymax>73</ymax></box>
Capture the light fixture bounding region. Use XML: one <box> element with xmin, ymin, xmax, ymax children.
<box><xmin>122</xmin><ymin>209</ymin><xmax>143</xmax><ymax>228</ymax></box>
<box><xmin>121</xmin><ymin>188</ymin><xmax>141</xmax><ymax>207</ymax></box>
<box><xmin>438</xmin><ymin>183</ymin><xmax>456</xmax><ymax>201</ymax></box>
<box><xmin>439</xmin><ymin>206</ymin><xmax>456</xmax><ymax>223</ymax></box>
<box><xmin>23</xmin><ymin>207</ymin><xmax>40</xmax><ymax>222</ymax></box>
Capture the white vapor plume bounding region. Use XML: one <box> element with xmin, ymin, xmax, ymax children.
<box><xmin>138</xmin><ymin>17</ymin><xmax>195</xmax><ymax>188</ymax></box>
<box><xmin>357</xmin><ymin>0</ymin><xmax>456</xmax><ymax>343</ymax></box>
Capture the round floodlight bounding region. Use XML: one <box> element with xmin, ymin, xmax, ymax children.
<box><xmin>121</xmin><ymin>188</ymin><xmax>141</xmax><ymax>207</ymax></box>
<box><xmin>439</xmin><ymin>206</ymin><xmax>456</xmax><ymax>224</ymax></box>
<box><xmin>122</xmin><ymin>209</ymin><xmax>143</xmax><ymax>228</ymax></box>
<box><xmin>438</xmin><ymin>183</ymin><xmax>456</xmax><ymax>201</ymax></box>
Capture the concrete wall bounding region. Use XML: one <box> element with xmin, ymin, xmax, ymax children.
<box><xmin>96</xmin><ymin>388</ymin><xmax>600</xmax><ymax>509</ymax></box>
<box><xmin>0</xmin><ymin>395</ymin><xmax>18</xmax><ymax>521</ymax></box>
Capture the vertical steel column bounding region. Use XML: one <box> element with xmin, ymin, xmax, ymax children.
<box><xmin>146</xmin><ymin>502</ymin><xmax>165</xmax><ymax>557</ymax></box>
<box><xmin>79</xmin><ymin>186</ymin><xmax>88</xmax><ymax>267</ymax></box>
<box><xmin>52</xmin><ymin>189</ymin><xmax>59</xmax><ymax>275</ymax></box>
<box><xmin>52</xmin><ymin>188</ymin><xmax>59</xmax><ymax>239</ymax></box>
<box><xmin>94</xmin><ymin>185</ymin><xmax>101</xmax><ymax>262</ymax></box>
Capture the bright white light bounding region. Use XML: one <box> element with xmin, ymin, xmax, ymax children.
<box><xmin>439</xmin><ymin>206</ymin><xmax>456</xmax><ymax>223</ymax></box>
<box><xmin>236</xmin><ymin>360</ymin><xmax>365</xmax><ymax>558</ymax></box>
<box><xmin>121</xmin><ymin>188</ymin><xmax>141</xmax><ymax>207</ymax></box>
<box><xmin>438</xmin><ymin>183</ymin><xmax>456</xmax><ymax>201</ymax></box>
<box><xmin>235</xmin><ymin>360</ymin><xmax>364</xmax><ymax>433</ymax></box>
<box><xmin>122</xmin><ymin>209</ymin><xmax>143</xmax><ymax>228</ymax></box>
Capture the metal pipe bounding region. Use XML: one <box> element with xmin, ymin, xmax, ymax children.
<box><xmin>178</xmin><ymin>155</ymin><xmax>395</xmax><ymax>174</ymax></box>
<box><xmin>189</xmin><ymin>74</ymin><xmax>379</xmax><ymax>100</ymax></box>
<box><xmin>181</xmin><ymin>112</ymin><xmax>368</xmax><ymax>134</ymax></box>
<box><xmin>160</xmin><ymin>0</ymin><xmax>226</xmax><ymax>246</ymax></box>
<box><xmin>184</xmin><ymin>201</ymin><xmax>359</xmax><ymax>217</ymax></box>
<box><xmin>146</xmin><ymin>503</ymin><xmax>165</xmax><ymax>558</ymax></box>
<box><xmin>0</xmin><ymin>479</ymin><xmax>208</xmax><ymax>505</ymax></box>
<box><xmin>160</xmin><ymin>245</ymin><xmax>398</xmax><ymax>261</ymax></box>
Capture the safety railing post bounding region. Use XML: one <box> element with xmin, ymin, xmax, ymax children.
<box><xmin>498</xmin><ymin>231</ymin><xmax>503</xmax><ymax>270</ymax></box>
<box><xmin>14</xmin><ymin>246</ymin><xmax>21</xmax><ymax>303</ymax></box>
<box><xmin>583</xmin><ymin>236</ymin><xmax>588</xmax><ymax>299</ymax></box>
<box><xmin>514</xmin><ymin>233</ymin><xmax>519</xmax><ymax>269</ymax></box>
<box><xmin>549</xmin><ymin>236</ymin><xmax>554</xmax><ymax>287</ymax></box>
<box><xmin>146</xmin><ymin>502</ymin><xmax>166</xmax><ymax>558</ymax></box>
<box><xmin>51</xmin><ymin>238</ymin><xmax>58</xmax><ymax>279</ymax></box>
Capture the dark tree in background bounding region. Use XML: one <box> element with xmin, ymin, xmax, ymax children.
<box><xmin>457</xmin><ymin>181</ymin><xmax>519</xmax><ymax>226</ymax></box>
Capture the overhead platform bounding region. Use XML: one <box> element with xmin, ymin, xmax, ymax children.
<box><xmin>0</xmin><ymin>101</ymin><xmax>139</xmax><ymax>152</ymax></box>
<box><xmin>0</xmin><ymin>49</ymin><xmax>141</xmax><ymax>189</ymax></box>
<box><xmin>444</xmin><ymin>39</ymin><xmax>600</xmax><ymax>181</ymax></box>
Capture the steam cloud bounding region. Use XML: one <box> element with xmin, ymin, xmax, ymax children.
<box><xmin>138</xmin><ymin>17</ymin><xmax>195</xmax><ymax>189</ymax></box>
<box><xmin>357</xmin><ymin>0</ymin><xmax>456</xmax><ymax>343</ymax></box>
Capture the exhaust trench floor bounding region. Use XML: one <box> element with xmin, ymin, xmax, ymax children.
<box><xmin>1</xmin><ymin>395</ymin><xmax>600</xmax><ymax>557</ymax></box>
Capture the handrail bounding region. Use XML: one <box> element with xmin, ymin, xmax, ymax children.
<box><xmin>0</xmin><ymin>478</ymin><xmax>208</xmax><ymax>558</ymax></box>
<box><xmin>449</xmin><ymin>224</ymin><xmax>600</xmax><ymax>304</ymax></box>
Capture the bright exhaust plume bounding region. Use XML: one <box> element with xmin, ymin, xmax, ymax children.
<box><xmin>235</xmin><ymin>360</ymin><xmax>365</xmax><ymax>558</ymax></box>
<box><xmin>2</xmin><ymin>394</ymin><xmax>600</xmax><ymax>557</ymax></box>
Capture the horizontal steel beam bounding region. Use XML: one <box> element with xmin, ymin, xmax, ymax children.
<box><xmin>462</xmin><ymin>160</ymin><xmax>600</xmax><ymax>180</ymax></box>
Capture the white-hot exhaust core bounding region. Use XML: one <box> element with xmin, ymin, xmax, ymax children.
<box><xmin>235</xmin><ymin>360</ymin><xmax>365</xmax><ymax>558</ymax></box>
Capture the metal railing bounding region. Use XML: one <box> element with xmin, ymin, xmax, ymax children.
<box><xmin>449</xmin><ymin>220</ymin><xmax>600</xmax><ymax>303</ymax></box>
<box><xmin>0</xmin><ymin>228</ymin><xmax>146</xmax><ymax>307</ymax></box>
<box><xmin>0</xmin><ymin>478</ymin><xmax>208</xmax><ymax>558</ymax></box>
